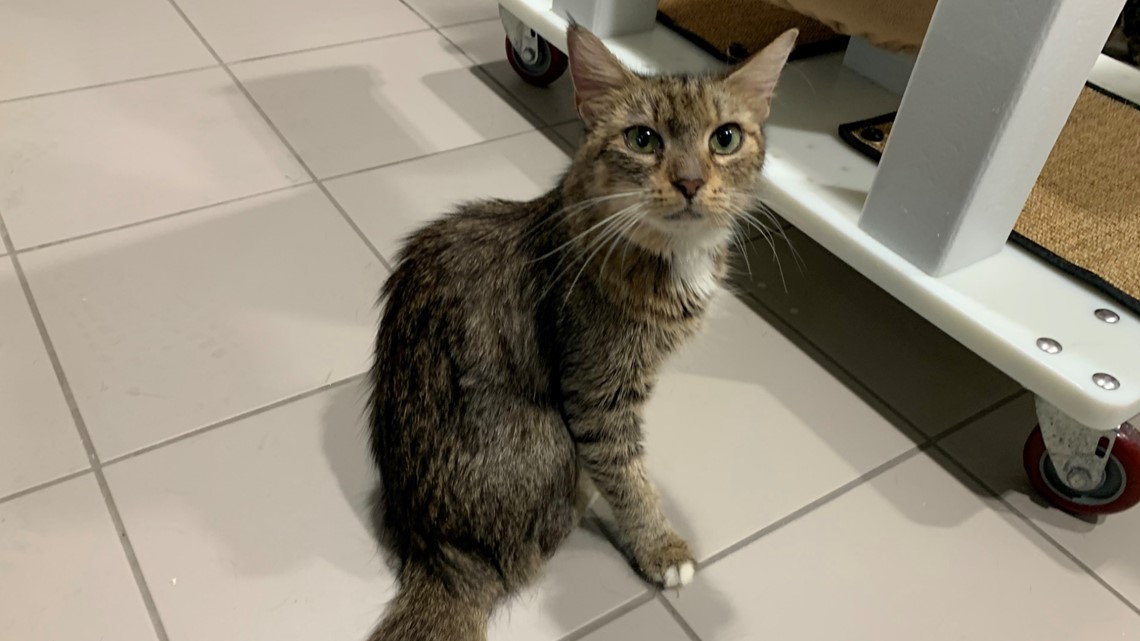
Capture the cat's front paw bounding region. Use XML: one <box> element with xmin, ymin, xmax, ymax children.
<box><xmin>636</xmin><ymin>533</ymin><xmax>696</xmax><ymax>589</ymax></box>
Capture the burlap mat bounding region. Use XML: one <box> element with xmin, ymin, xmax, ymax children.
<box><xmin>839</xmin><ymin>86</ymin><xmax>1140</xmax><ymax>316</ymax></box>
<box><xmin>657</xmin><ymin>0</ymin><xmax>847</xmax><ymax>63</ymax></box>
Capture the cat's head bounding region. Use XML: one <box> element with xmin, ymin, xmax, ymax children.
<box><xmin>563</xmin><ymin>26</ymin><xmax>796</xmax><ymax>255</ymax></box>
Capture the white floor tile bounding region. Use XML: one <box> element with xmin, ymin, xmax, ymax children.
<box><xmin>0</xmin><ymin>69</ymin><xmax>307</xmax><ymax>249</ymax></box>
<box><xmin>597</xmin><ymin>294</ymin><xmax>920</xmax><ymax>562</ymax></box>
<box><xmin>0</xmin><ymin>475</ymin><xmax>157</xmax><ymax>641</ymax></box>
<box><xmin>0</xmin><ymin>0</ymin><xmax>212</xmax><ymax>101</ymax></box>
<box><xmin>734</xmin><ymin>229</ymin><xmax>1020</xmax><ymax>436</ymax></box>
<box><xmin>177</xmin><ymin>0</ymin><xmax>427</xmax><ymax>62</ymax></box>
<box><xmin>20</xmin><ymin>186</ymin><xmax>386</xmax><ymax>459</ymax></box>
<box><xmin>5</xmin><ymin>2</ymin><xmax>1138</xmax><ymax>634</ymax></box>
<box><xmin>232</xmin><ymin>31</ymin><xmax>536</xmax><ymax>178</ymax></box>
<box><xmin>405</xmin><ymin>0</ymin><xmax>499</xmax><ymax>28</ymax></box>
<box><xmin>667</xmin><ymin>452</ymin><xmax>1140</xmax><ymax>640</ymax></box>
<box><xmin>326</xmin><ymin>131</ymin><xmax>569</xmax><ymax>261</ymax></box>
<box><xmin>0</xmin><ymin>258</ymin><xmax>87</xmax><ymax>498</ymax></box>
<box><xmin>574</xmin><ymin>601</ymin><xmax>692</xmax><ymax>641</ymax></box>
<box><xmin>942</xmin><ymin>396</ymin><xmax>1140</xmax><ymax>609</ymax></box>
<box><xmin>107</xmin><ymin>383</ymin><xmax>646</xmax><ymax>641</ymax></box>
<box><xmin>443</xmin><ymin>19</ymin><xmax>578</xmax><ymax>126</ymax></box>
<box><xmin>106</xmin><ymin>383</ymin><xmax>392</xmax><ymax>641</ymax></box>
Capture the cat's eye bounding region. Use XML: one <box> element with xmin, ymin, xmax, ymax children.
<box><xmin>710</xmin><ymin>123</ymin><xmax>744</xmax><ymax>155</ymax></box>
<box><xmin>624</xmin><ymin>126</ymin><xmax>663</xmax><ymax>154</ymax></box>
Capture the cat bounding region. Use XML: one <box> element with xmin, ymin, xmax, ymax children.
<box><xmin>365</xmin><ymin>25</ymin><xmax>797</xmax><ymax>641</ymax></box>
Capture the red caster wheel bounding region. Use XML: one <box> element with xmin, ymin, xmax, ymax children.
<box><xmin>1023</xmin><ymin>422</ymin><xmax>1140</xmax><ymax>515</ymax></box>
<box><xmin>504</xmin><ymin>34</ymin><xmax>567</xmax><ymax>87</ymax></box>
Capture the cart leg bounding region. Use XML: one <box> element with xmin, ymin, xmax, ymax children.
<box><xmin>1023</xmin><ymin>397</ymin><xmax>1140</xmax><ymax>515</ymax></box>
<box><xmin>859</xmin><ymin>0</ymin><xmax>1125</xmax><ymax>276</ymax></box>
<box><xmin>500</xmin><ymin>7</ymin><xmax>570</xmax><ymax>87</ymax></box>
<box><xmin>1035</xmin><ymin>398</ymin><xmax>1116</xmax><ymax>492</ymax></box>
<box><xmin>501</xmin><ymin>7</ymin><xmax>542</xmax><ymax>67</ymax></box>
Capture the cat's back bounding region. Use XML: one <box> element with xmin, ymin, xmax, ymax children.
<box><xmin>373</xmin><ymin>194</ymin><xmax>560</xmax><ymax>399</ymax></box>
<box><xmin>387</xmin><ymin>196</ymin><xmax>549</xmax><ymax>292</ymax></box>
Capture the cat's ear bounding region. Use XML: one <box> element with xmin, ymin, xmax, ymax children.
<box><xmin>567</xmin><ymin>25</ymin><xmax>633</xmax><ymax>126</ymax></box>
<box><xmin>726</xmin><ymin>28</ymin><xmax>798</xmax><ymax>117</ymax></box>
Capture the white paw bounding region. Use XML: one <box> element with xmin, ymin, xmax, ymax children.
<box><xmin>662</xmin><ymin>561</ymin><xmax>695</xmax><ymax>588</ymax></box>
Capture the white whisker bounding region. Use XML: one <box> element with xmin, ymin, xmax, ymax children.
<box><xmin>561</xmin><ymin>205</ymin><xmax>643</xmax><ymax>306</ymax></box>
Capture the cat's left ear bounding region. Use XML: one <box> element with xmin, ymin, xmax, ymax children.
<box><xmin>567</xmin><ymin>25</ymin><xmax>633</xmax><ymax>127</ymax></box>
<box><xmin>726</xmin><ymin>28</ymin><xmax>798</xmax><ymax>118</ymax></box>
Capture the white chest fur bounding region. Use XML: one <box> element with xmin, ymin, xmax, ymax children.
<box><xmin>671</xmin><ymin>250</ymin><xmax>721</xmax><ymax>300</ymax></box>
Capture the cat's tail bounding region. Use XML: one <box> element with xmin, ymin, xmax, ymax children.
<box><xmin>367</xmin><ymin>559</ymin><xmax>502</xmax><ymax>641</ymax></box>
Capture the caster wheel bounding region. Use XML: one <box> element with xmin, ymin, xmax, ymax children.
<box><xmin>1023</xmin><ymin>422</ymin><xmax>1140</xmax><ymax>515</ymax></box>
<box><xmin>505</xmin><ymin>34</ymin><xmax>567</xmax><ymax>87</ymax></box>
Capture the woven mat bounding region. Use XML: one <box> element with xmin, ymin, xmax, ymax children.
<box><xmin>657</xmin><ymin>0</ymin><xmax>847</xmax><ymax>63</ymax></box>
<box><xmin>839</xmin><ymin>86</ymin><xmax>1140</xmax><ymax>316</ymax></box>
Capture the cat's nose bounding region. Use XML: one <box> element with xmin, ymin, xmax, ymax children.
<box><xmin>672</xmin><ymin>178</ymin><xmax>705</xmax><ymax>199</ymax></box>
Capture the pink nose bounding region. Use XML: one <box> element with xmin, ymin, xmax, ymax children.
<box><xmin>672</xmin><ymin>178</ymin><xmax>704</xmax><ymax>199</ymax></box>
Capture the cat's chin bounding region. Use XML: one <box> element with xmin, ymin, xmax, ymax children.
<box><xmin>629</xmin><ymin>217</ymin><xmax>732</xmax><ymax>257</ymax></box>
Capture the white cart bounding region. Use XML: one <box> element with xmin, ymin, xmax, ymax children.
<box><xmin>499</xmin><ymin>0</ymin><xmax>1140</xmax><ymax>515</ymax></box>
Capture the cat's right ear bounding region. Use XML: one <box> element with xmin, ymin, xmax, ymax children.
<box><xmin>567</xmin><ymin>25</ymin><xmax>632</xmax><ymax>127</ymax></box>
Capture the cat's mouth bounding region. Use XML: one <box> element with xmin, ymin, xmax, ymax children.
<box><xmin>662</xmin><ymin>207</ymin><xmax>703</xmax><ymax>221</ymax></box>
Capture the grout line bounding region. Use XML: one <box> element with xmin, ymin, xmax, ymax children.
<box><xmin>431</xmin><ymin>15</ymin><xmax>510</xmax><ymax>31</ymax></box>
<box><xmin>0</xmin><ymin>469</ymin><xmax>94</xmax><ymax>507</ymax></box>
<box><xmin>14</xmin><ymin>182</ymin><xmax>311</xmax><ymax>255</ymax></box>
<box><xmin>698</xmin><ymin>446</ymin><xmax>925</xmax><ymax>570</ymax></box>
<box><xmin>102</xmin><ymin>374</ymin><xmax>365</xmax><ymax>468</ymax></box>
<box><xmin>319</xmin><ymin>127</ymin><xmax>546</xmax><ymax>183</ymax></box>
<box><xmin>0</xmin><ymin>23</ymin><xmax>451</xmax><ymax>106</ymax></box>
<box><xmin>933</xmin><ymin>442</ymin><xmax>1140</xmax><ymax>618</ymax></box>
<box><xmin>395</xmin><ymin>0</ymin><xmax>432</xmax><ymax>25</ymax></box>
<box><xmin>693</xmin><ymin>388</ymin><xmax>1025</xmax><ymax>571</ymax></box>
<box><xmin>400</xmin><ymin>0</ymin><xmax>555</xmax><ymax>128</ymax></box>
<box><xmin>0</xmin><ymin>65</ymin><xmax>220</xmax><ymax>105</ymax></box>
<box><xmin>743</xmin><ymin>290</ymin><xmax>1026</xmax><ymax>444</ymax></box>
<box><xmin>741</xmin><ymin>291</ymin><xmax>929</xmax><ymax>435</ymax></box>
<box><xmin>656</xmin><ymin>592</ymin><xmax>704</xmax><ymax>641</ymax></box>
<box><xmin>12</xmin><ymin>120</ymin><xmax>574</xmax><ymax>258</ymax></box>
<box><xmin>445</xmin><ymin>50</ymin><xmax>551</xmax><ymax>128</ymax></box>
<box><xmin>226</xmin><ymin>27</ymin><xmax>434</xmax><ymax>65</ymax></box>
<box><xmin>0</xmin><ymin>214</ymin><xmax>171</xmax><ymax>641</ymax></box>
<box><xmin>928</xmin><ymin>388</ymin><xmax>1030</xmax><ymax>445</ymax></box>
<box><xmin>555</xmin><ymin>592</ymin><xmax>656</xmax><ymax>641</ymax></box>
<box><xmin>161</xmin><ymin>0</ymin><xmax>394</xmax><ymax>272</ymax></box>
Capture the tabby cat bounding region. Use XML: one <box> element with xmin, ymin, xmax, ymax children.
<box><xmin>366</xmin><ymin>25</ymin><xmax>797</xmax><ymax>641</ymax></box>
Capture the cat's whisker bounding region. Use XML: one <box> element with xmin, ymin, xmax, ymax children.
<box><xmin>737</xmin><ymin>211</ymin><xmax>779</xmax><ymax>257</ymax></box>
<box><xmin>599</xmin><ymin>209</ymin><xmax>645</xmax><ymax>278</ymax></box>
<box><xmin>531</xmin><ymin>196</ymin><xmax>646</xmax><ymax>263</ymax></box>
<box><xmin>547</xmin><ymin>203</ymin><xmax>640</xmax><ymax>282</ymax></box>
<box><xmin>731</xmin><ymin>223</ymin><xmax>753</xmax><ymax>281</ymax></box>
<box><xmin>734</xmin><ymin>210</ymin><xmax>788</xmax><ymax>292</ymax></box>
<box><xmin>560</xmin><ymin>205</ymin><xmax>643</xmax><ymax>306</ymax></box>
<box><xmin>752</xmin><ymin>201</ymin><xmax>804</xmax><ymax>270</ymax></box>
<box><xmin>523</xmin><ymin>191</ymin><xmax>646</xmax><ymax>244</ymax></box>
<box><xmin>539</xmin><ymin>202</ymin><xmax>642</xmax><ymax>301</ymax></box>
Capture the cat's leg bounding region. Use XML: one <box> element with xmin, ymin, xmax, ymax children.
<box><xmin>571</xmin><ymin>410</ymin><xmax>695</xmax><ymax>588</ymax></box>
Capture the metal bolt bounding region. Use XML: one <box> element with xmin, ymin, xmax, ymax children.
<box><xmin>1036</xmin><ymin>337</ymin><xmax>1062</xmax><ymax>354</ymax></box>
<box><xmin>521</xmin><ymin>47</ymin><xmax>538</xmax><ymax>64</ymax></box>
<box><xmin>1093</xmin><ymin>373</ymin><xmax>1121</xmax><ymax>390</ymax></box>
<box><xmin>1095</xmin><ymin>309</ymin><xmax>1120</xmax><ymax>324</ymax></box>
<box><xmin>1066</xmin><ymin>467</ymin><xmax>1095</xmax><ymax>491</ymax></box>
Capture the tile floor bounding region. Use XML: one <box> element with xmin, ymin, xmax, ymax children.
<box><xmin>1</xmin><ymin>1</ymin><xmax>1138</xmax><ymax>640</ymax></box>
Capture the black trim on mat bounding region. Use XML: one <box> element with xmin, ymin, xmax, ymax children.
<box><xmin>655</xmin><ymin>10</ymin><xmax>848</xmax><ymax>64</ymax></box>
<box><xmin>834</xmin><ymin>83</ymin><xmax>1140</xmax><ymax>316</ymax></box>
<box><xmin>836</xmin><ymin>112</ymin><xmax>895</xmax><ymax>161</ymax></box>
<box><xmin>1010</xmin><ymin>232</ymin><xmax>1140</xmax><ymax>317</ymax></box>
